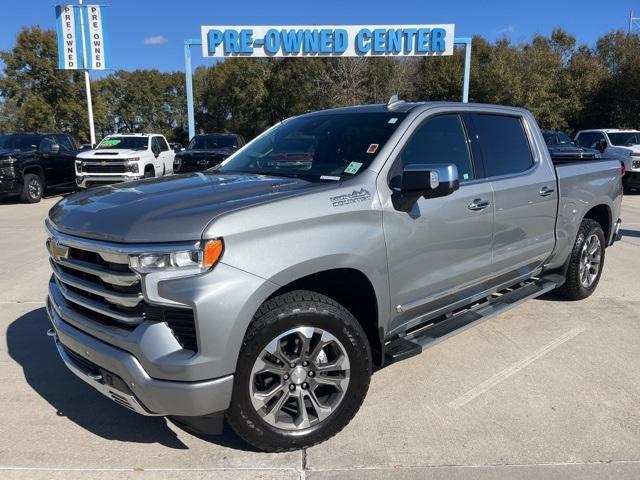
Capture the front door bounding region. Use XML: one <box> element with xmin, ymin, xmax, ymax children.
<box><xmin>379</xmin><ymin>113</ymin><xmax>495</xmax><ymax>332</ymax></box>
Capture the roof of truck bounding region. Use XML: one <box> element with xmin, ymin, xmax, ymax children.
<box><xmin>577</xmin><ymin>128</ymin><xmax>640</xmax><ymax>134</ymax></box>
<box><xmin>301</xmin><ymin>101</ymin><xmax>529</xmax><ymax>116</ymax></box>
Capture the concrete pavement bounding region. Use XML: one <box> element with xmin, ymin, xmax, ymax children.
<box><xmin>1</xmin><ymin>193</ymin><xmax>639</xmax><ymax>479</ymax></box>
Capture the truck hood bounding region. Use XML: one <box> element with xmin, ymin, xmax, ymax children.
<box><xmin>0</xmin><ymin>148</ymin><xmax>32</xmax><ymax>158</ymax></box>
<box><xmin>77</xmin><ymin>148</ymin><xmax>143</xmax><ymax>159</ymax></box>
<box><xmin>48</xmin><ymin>172</ymin><xmax>320</xmax><ymax>243</ymax></box>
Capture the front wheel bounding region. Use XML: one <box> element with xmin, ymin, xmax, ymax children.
<box><xmin>556</xmin><ymin>218</ymin><xmax>606</xmax><ymax>300</ymax></box>
<box><xmin>20</xmin><ymin>173</ymin><xmax>44</xmax><ymax>203</ymax></box>
<box><xmin>226</xmin><ymin>290</ymin><xmax>372</xmax><ymax>452</ymax></box>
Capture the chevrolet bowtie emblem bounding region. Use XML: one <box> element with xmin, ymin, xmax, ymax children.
<box><xmin>47</xmin><ymin>239</ymin><xmax>69</xmax><ymax>260</ymax></box>
<box><xmin>101</xmin><ymin>160</ymin><xmax>108</xmax><ymax>166</ymax></box>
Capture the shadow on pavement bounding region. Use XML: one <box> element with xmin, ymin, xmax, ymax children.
<box><xmin>6</xmin><ymin>307</ymin><xmax>254</xmax><ymax>451</ymax></box>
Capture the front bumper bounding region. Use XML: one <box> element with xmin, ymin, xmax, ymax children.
<box><xmin>46</xmin><ymin>293</ymin><xmax>234</xmax><ymax>417</ymax></box>
<box><xmin>623</xmin><ymin>171</ymin><xmax>640</xmax><ymax>188</ymax></box>
<box><xmin>0</xmin><ymin>178</ymin><xmax>22</xmax><ymax>194</ymax></box>
<box><xmin>76</xmin><ymin>175</ymin><xmax>142</xmax><ymax>188</ymax></box>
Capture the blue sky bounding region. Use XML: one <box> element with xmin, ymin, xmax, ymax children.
<box><xmin>0</xmin><ymin>0</ymin><xmax>636</xmax><ymax>73</ymax></box>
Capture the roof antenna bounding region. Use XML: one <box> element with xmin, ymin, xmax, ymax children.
<box><xmin>386</xmin><ymin>94</ymin><xmax>405</xmax><ymax>110</ymax></box>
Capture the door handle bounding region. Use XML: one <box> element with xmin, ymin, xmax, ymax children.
<box><xmin>539</xmin><ymin>186</ymin><xmax>555</xmax><ymax>197</ymax></box>
<box><xmin>468</xmin><ymin>198</ymin><xmax>490</xmax><ymax>211</ymax></box>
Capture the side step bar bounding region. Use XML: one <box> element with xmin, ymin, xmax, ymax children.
<box><xmin>384</xmin><ymin>278</ymin><xmax>558</xmax><ymax>365</ymax></box>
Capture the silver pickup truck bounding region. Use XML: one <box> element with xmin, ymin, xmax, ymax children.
<box><xmin>45</xmin><ymin>101</ymin><xmax>622</xmax><ymax>451</ymax></box>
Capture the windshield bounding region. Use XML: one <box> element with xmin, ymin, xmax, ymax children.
<box><xmin>0</xmin><ymin>134</ymin><xmax>42</xmax><ymax>151</ymax></box>
<box><xmin>218</xmin><ymin>112</ymin><xmax>407</xmax><ymax>181</ymax></box>
<box><xmin>608</xmin><ymin>132</ymin><xmax>640</xmax><ymax>146</ymax></box>
<box><xmin>188</xmin><ymin>135</ymin><xmax>238</xmax><ymax>150</ymax></box>
<box><xmin>543</xmin><ymin>131</ymin><xmax>575</xmax><ymax>146</ymax></box>
<box><xmin>96</xmin><ymin>136</ymin><xmax>149</xmax><ymax>150</ymax></box>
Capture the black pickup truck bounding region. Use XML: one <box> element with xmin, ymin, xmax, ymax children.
<box><xmin>174</xmin><ymin>133</ymin><xmax>245</xmax><ymax>173</ymax></box>
<box><xmin>542</xmin><ymin>130</ymin><xmax>601</xmax><ymax>161</ymax></box>
<box><xmin>0</xmin><ymin>133</ymin><xmax>79</xmax><ymax>203</ymax></box>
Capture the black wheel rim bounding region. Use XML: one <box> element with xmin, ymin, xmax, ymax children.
<box><xmin>28</xmin><ymin>178</ymin><xmax>42</xmax><ymax>199</ymax></box>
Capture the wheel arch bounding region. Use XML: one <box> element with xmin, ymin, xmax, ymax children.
<box><xmin>583</xmin><ymin>203</ymin><xmax>611</xmax><ymax>242</ymax></box>
<box><xmin>265</xmin><ymin>268</ymin><xmax>384</xmax><ymax>367</ymax></box>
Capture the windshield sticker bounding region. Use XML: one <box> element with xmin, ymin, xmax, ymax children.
<box><xmin>100</xmin><ymin>139</ymin><xmax>121</xmax><ymax>147</ymax></box>
<box><xmin>330</xmin><ymin>188</ymin><xmax>372</xmax><ymax>207</ymax></box>
<box><xmin>320</xmin><ymin>175</ymin><xmax>341</xmax><ymax>181</ymax></box>
<box><xmin>366</xmin><ymin>144</ymin><xmax>379</xmax><ymax>154</ymax></box>
<box><xmin>388</xmin><ymin>117</ymin><xmax>398</xmax><ymax>124</ymax></box>
<box><xmin>344</xmin><ymin>161</ymin><xmax>363</xmax><ymax>175</ymax></box>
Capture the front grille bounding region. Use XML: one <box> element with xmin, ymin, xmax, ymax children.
<box><xmin>47</xmin><ymin>233</ymin><xmax>198</xmax><ymax>351</ymax></box>
<box><xmin>83</xmin><ymin>164</ymin><xmax>128</xmax><ymax>174</ymax></box>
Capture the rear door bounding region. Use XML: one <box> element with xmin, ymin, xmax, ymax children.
<box><xmin>380</xmin><ymin>112</ymin><xmax>495</xmax><ymax>331</ymax></box>
<box><xmin>467</xmin><ymin>113</ymin><xmax>557</xmax><ymax>279</ymax></box>
<box><xmin>53</xmin><ymin>134</ymin><xmax>78</xmax><ymax>186</ymax></box>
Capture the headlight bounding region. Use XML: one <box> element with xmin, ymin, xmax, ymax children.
<box><xmin>76</xmin><ymin>162</ymin><xmax>83</xmax><ymax>173</ymax></box>
<box><xmin>0</xmin><ymin>157</ymin><xmax>16</xmax><ymax>167</ymax></box>
<box><xmin>129</xmin><ymin>239</ymin><xmax>224</xmax><ymax>274</ymax></box>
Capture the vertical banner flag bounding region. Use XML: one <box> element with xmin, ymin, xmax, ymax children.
<box><xmin>55</xmin><ymin>5</ymin><xmax>110</xmax><ymax>70</ymax></box>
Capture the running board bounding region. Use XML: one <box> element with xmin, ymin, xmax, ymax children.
<box><xmin>384</xmin><ymin>278</ymin><xmax>557</xmax><ymax>365</ymax></box>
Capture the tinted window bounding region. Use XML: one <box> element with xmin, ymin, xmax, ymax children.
<box><xmin>0</xmin><ymin>134</ymin><xmax>42</xmax><ymax>151</ymax></box>
<box><xmin>39</xmin><ymin>136</ymin><xmax>56</xmax><ymax>152</ymax></box>
<box><xmin>157</xmin><ymin>137</ymin><xmax>170</xmax><ymax>152</ymax></box>
<box><xmin>399</xmin><ymin>114</ymin><xmax>474</xmax><ymax>181</ymax></box>
<box><xmin>472</xmin><ymin>114</ymin><xmax>533</xmax><ymax>177</ymax></box>
<box><xmin>608</xmin><ymin>132</ymin><xmax>640</xmax><ymax>146</ymax></box>
<box><xmin>576</xmin><ymin>132</ymin><xmax>594</xmax><ymax>148</ymax></box>
<box><xmin>189</xmin><ymin>134</ymin><xmax>239</xmax><ymax>150</ymax></box>
<box><xmin>54</xmin><ymin>134</ymin><xmax>75</xmax><ymax>152</ymax></box>
<box><xmin>590</xmin><ymin>132</ymin><xmax>605</xmax><ymax>149</ymax></box>
<box><xmin>219</xmin><ymin>112</ymin><xmax>407</xmax><ymax>182</ymax></box>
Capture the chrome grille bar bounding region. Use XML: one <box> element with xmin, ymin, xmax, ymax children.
<box><xmin>50</xmin><ymin>259</ymin><xmax>143</xmax><ymax>308</ymax></box>
<box><xmin>54</xmin><ymin>277</ymin><xmax>144</xmax><ymax>326</ymax></box>
<box><xmin>49</xmin><ymin>254</ymin><xmax>139</xmax><ymax>287</ymax></box>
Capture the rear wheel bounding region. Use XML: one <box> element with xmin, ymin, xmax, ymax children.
<box><xmin>557</xmin><ymin>218</ymin><xmax>605</xmax><ymax>300</ymax></box>
<box><xmin>226</xmin><ymin>290</ymin><xmax>371</xmax><ymax>452</ymax></box>
<box><xmin>20</xmin><ymin>173</ymin><xmax>44</xmax><ymax>203</ymax></box>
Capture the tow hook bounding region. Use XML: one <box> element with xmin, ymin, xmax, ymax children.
<box><xmin>46</xmin><ymin>328</ymin><xmax>56</xmax><ymax>338</ymax></box>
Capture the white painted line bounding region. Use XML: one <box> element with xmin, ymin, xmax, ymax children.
<box><xmin>0</xmin><ymin>301</ymin><xmax>45</xmax><ymax>304</ymax></box>
<box><xmin>448</xmin><ymin>326</ymin><xmax>586</xmax><ymax>410</ymax></box>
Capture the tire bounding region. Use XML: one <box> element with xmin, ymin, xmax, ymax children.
<box><xmin>143</xmin><ymin>167</ymin><xmax>154</xmax><ymax>179</ymax></box>
<box><xmin>226</xmin><ymin>290</ymin><xmax>372</xmax><ymax>452</ymax></box>
<box><xmin>556</xmin><ymin>218</ymin><xmax>606</xmax><ymax>300</ymax></box>
<box><xmin>20</xmin><ymin>173</ymin><xmax>44</xmax><ymax>203</ymax></box>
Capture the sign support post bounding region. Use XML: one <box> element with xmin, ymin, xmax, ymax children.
<box><xmin>77</xmin><ymin>0</ymin><xmax>96</xmax><ymax>147</ymax></box>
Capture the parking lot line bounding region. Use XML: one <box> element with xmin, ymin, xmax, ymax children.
<box><xmin>448</xmin><ymin>326</ymin><xmax>586</xmax><ymax>410</ymax></box>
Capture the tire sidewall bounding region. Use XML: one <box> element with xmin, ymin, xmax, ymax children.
<box><xmin>230</xmin><ymin>304</ymin><xmax>371</xmax><ymax>449</ymax></box>
<box><xmin>570</xmin><ymin>220</ymin><xmax>606</xmax><ymax>298</ymax></box>
<box><xmin>22</xmin><ymin>174</ymin><xmax>43</xmax><ymax>203</ymax></box>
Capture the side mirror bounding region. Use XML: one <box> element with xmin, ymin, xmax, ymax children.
<box><xmin>40</xmin><ymin>141</ymin><xmax>60</xmax><ymax>155</ymax></box>
<box><xmin>597</xmin><ymin>139</ymin><xmax>607</xmax><ymax>153</ymax></box>
<box><xmin>392</xmin><ymin>163</ymin><xmax>459</xmax><ymax>212</ymax></box>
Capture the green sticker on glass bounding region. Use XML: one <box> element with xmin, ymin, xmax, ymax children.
<box><xmin>100</xmin><ymin>139</ymin><xmax>121</xmax><ymax>147</ymax></box>
<box><xmin>344</xmin><ymin>161</ymin><xmax>363</xmax><ymax>175</ymax></box>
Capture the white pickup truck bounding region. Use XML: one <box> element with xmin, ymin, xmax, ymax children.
<box><xmin>75</xmin><ymin>133</ymin><xmax>175</xmax><ymax>189</ymax></box>
<box><xmin>575</xmin><ymin>129</ymin><xmax>640</xmax><ymax>192</ymax></box>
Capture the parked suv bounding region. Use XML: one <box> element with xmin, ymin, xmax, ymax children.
<box><xmin>0</xmin><ymin>133</ymin><xmax>78</xmax><ymax>203</ymax></box>
<box><xmin>46</xmin><ymin>102</ymin><xmax>622</xmax><ymax>451</ymax></box>
<box><xmin>174</xmin><ymin>133</ymin><xmax>245</xmax><ymax>173</ymax></box>
<box><xmin>75</xmin><ymin>133</ymin><xmax>174</xmax><ymax>188</ymax></box>
<box><xmin>575</xmin><ymin>129</ymin><xmax>640</xmax><ymax>192</ymax></box>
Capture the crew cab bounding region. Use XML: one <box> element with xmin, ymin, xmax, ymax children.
<box><xmin>45</xmin><ymin>102</ymin><xmax>622</xmax><ymax>452</ymax></box>
<box><xmin>542</xmin><ymin>130</ymin><xmax>601</xmax><ymax>161</ymax></box>
<box><xmin>0</xmin><ymin>133</ymin><xmax>78</xmax><ymax>203</ymax></box>
<box><xmin>174</xmin><ymin>133</ymin><xmax>245</xmax><ymax>173</ymax></box>
<box><xmin>575</xmin><ymin>129</ymin><xmax>640</xmax><ymax>192</ymax></box>
<box><xmin>75</xmin><ymin>133</ymin><xmax>174</xmax><ymax>189</ymax></box>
